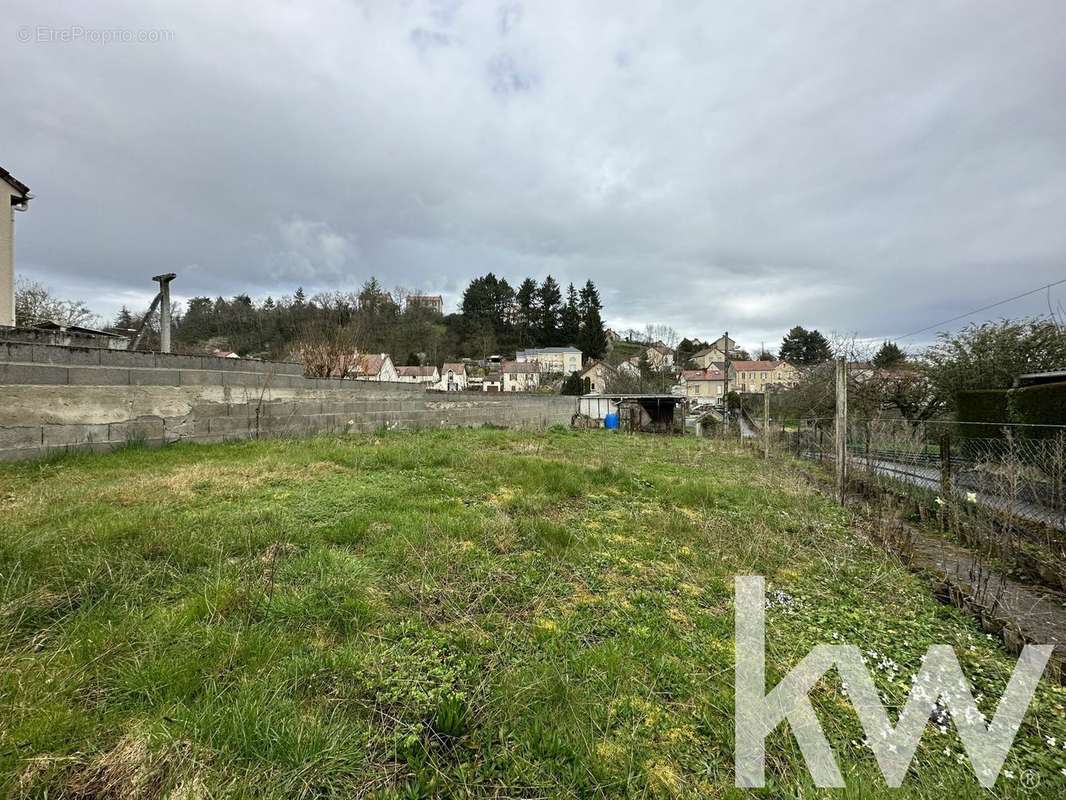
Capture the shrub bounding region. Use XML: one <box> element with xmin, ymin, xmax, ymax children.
<box><xmin>954</xmin><ymin>389</ymin><xmax>1009</xmax><ymax>437</ymax></box>
<box><xmin>1007</xmin><ymin>381</ymin><xmax>1066</xmax><ymax>438</ymax></box>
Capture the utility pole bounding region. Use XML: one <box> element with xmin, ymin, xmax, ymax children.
<box><xmin>834</xmin><ymin>357</ymin><xmax>848</xmax><ymax>504</ymax></box>
<box><xmin>722</xmin><ymin>330</ymin><xmax>729</xmax><ymax>412</ymax></box>
<box><xmin>152</xmin><ymin>273</ymin><xmax>176</xmax><ymax>353</ymax></box>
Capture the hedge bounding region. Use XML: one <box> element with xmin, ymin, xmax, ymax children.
<box><xmin>1007</xmin><ymin>382</ymin><xmax>1066</xmax><ymax>437</ymax></box>
<box><xmin>955</xmin><ymin>389</ymin><xmax>1009</xmax><ymax>440</ymax></box>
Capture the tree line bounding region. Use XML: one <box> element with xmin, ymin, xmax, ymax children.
<box><xmin>106</xmin><ymin>273</ymin><xmax>611</xmax><ymax>366</ymax></box>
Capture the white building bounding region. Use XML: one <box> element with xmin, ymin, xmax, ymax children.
<box><xmin>501</xmin><ymin>360</ymin><xmax>541</xmax><ymax>392</ymax></box>
<box><xmin>1</xmin><ymin>167</ymin><xmax>31</xmax><ymax>328</ymax></box>
<box><xmin>395</xmin><ymin>365</ymin><xmax>440</xmax><ymax>385</ymax></box>
<box><xmin>435</xmin><ymin>362</ymin><xmax>468</xmax><ymax>392</ymax></box>
<box><xmin>515</xmin><ymin>346</ymin><xmax>582</xmax><ymax>375</ymax></box>
<box><xmin>352</xmin><ymin>353</ymin><xmax>400</xmax><ymax>382</ymax></box>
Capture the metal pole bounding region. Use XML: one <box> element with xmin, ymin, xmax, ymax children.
<box><xmin>939</xmin><ymin>431</ymin><xmax>952</xmax><ymax>530</ymax></box>
<box><xmin>152</xmin><ymin>273</ymin><xmax>176</xmax><ymax>354</ymax></box>
<box><xmin>835</xmin><ymin>357</ymin><xmax>848</xmax><ymax>504</ymax></box>
<box><xmin>763</xmin><ymin>391</ymin><xmax>770</xmax><ymax>459</ymax></box>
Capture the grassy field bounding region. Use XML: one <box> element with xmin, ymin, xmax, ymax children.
<box><xmin>1</xmin><ymin>429</ymin><xmax>1064</xmax><ymax>798</ymax></box>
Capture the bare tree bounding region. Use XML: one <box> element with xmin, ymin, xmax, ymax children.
<box><xmin>14</xmin><ymin>278</ymin><xmax>98</xmax><ymax>327</ymax></box>
<box><xmin>295</xmin><ymin>319</ymin><xmax>367</xmax><ymax>378</ymax></box>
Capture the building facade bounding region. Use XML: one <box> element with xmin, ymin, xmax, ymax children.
<box><xmin>436</xmin><ymin>362</ymin><xmax>468</xmax><ymax>392</ymax></box>
<box><xmin>515</xmin><ymin>346</ymin><xmax>582</xmax><ymax>375</ymax></box>
<box><xmin>501</xmin><ymin>361</ymin><xmax>541</xmax><ymax>392</ymax></box>
<box><xmin>395</xmin><ymin>365</ymin><xmax>440</xmax><ymax>384</ymax></box>
<box><xmin>690</xmin><ymin>335</ymin><xmax>735</xmax><ymax>369</ymax></box>
<box><xmin>577</xmin><ymin>360</ymin><xmax>614</xmax><ymax>393</ymax></box>
<box><xmin>727</xmin><ymin>360</ymin><xmax>800</xmax><ymax>392</ymax></box>
<box><xmin>680</xmin><ymin>368</ymin><xmax>725</xmax><ymax>401</ymax></box>
<box><xmin>352</xmin><ymin>353</ymin><xmax>400</xmax><ymax>382</ymax></box>
<box><xmin>406</xmin><ymin>294</ymin><xmax>444</xmax><ymax>314</ymax></box>
<box><xmin>0</xmin><ymin>167</ymin><xmax>31</xmax><ymax>328</ymax></box>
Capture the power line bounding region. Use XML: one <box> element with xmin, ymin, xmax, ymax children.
<box><xmin>895</xmin><ymin>277</ymin><xmax>1066</xmax><ymax>340</ymax></box>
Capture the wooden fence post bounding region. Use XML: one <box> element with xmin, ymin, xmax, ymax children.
<box><xmin>835</xmin><ymin>357</ymin><xmax>848</xmax><ymax>504</ymax></box>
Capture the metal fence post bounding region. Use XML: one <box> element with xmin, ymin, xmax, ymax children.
<box><xmin>762</xmin><ymin>391</ymin><xmax>770</xmax><ymax>459</ymax></box>
<box><xmin>835</xmin><ymin>357</ymin><xmax>847</xmax><ymax>504</ymax></box>
<box><xmin>939</xmin><ymin>431</ymin><xmax>952</xmax><ymax>530</ymax></box>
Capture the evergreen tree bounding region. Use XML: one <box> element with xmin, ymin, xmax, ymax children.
<box><xmin>293</xmin><ymin>287</ymin><xmax>306</xmax><ymax>306</ymax></box>
<box><xmin>515</xmin><ymin>277</ymin><xmax>538</xmax><ymax>346</ymax></box>
<box><xmin>872</xmin><ymin>341</ymin><xmax>905</xmax><ymax>368</ymax></box>
<box><xmin>460</xmin><ymin>273</ymin><xmax>515</xmax><ymax>335</ymax></box>
<box><xmin>577</xmin><ymin>280</ymin><xmax>608</xmax><ymax>360</ymax></box>
<box><xmin>559</xmin><ymin>283</ymin><xmax>581</xmax><ymax>345</ymax></box>
<box><xmin>561</xmin><ymin>371</ymin><xmax>585</xmax><ymax>395</ymax></box>
<box><xmin>779</xmin><ymin>326</ymin><xmax>832</xmax><ymax>366</ymax></box>
<box><xmin>537</xmin><ymin>276</ymin><xmax>562</xmax><ymax>345</ymax></box>
<box><xmin>113</xmin><ymin>306</ymin><xmax>135</xmax><ymax>330</ymax></box>
<box><xmin>804</xmin><ymin>330</ymin><xmax>833</xmax><ymax>365</ymax></box>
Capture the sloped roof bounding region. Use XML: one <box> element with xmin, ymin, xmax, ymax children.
<box><xmin>517</xmin><ymin>346</ymin><xmax>581</xmax><ymax>356</ymax></box>
<box><xmin>396</xmin><ymin>365</ymin><xmax>438</xmax><ymax>377</ymax></box>
<box><xmin>353</xmin><ymin>353</ymin><xmax>389</xmax><ymax>376</ymax></box>
<box><xmin>502</xmin><ymin>360</ymin><xmax>540</xmax><ymax>374</ymax></box>
<box><xmin>730</xmin><ymin>360</ymin><xmax>789</xmax><ymax>372</ymax></box>
<box><xmin>681</xmin><ymin>369</ymin><xmax>724</xmax><ymax>381</ymax></box>
<box><xmin>0</xmin><ymin>166</ymin><xmax>30</xmax><ymax>197</ymax></box>
<box><xmin>579</xmin><ymin>359</ymin><xmax>613</xmax><ymax>377</ymax></box>
<box><xmin>441</xmin><ymin>362</ymin><xmax>466</xmax><ymax>374</ymax></box>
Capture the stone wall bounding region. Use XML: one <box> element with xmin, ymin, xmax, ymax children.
<box><xmin>0</xmin><ymin>343</ymin><xmax>576</xmax><ymax>462</ymax></box>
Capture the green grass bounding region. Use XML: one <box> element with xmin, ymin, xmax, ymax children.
<box><xmin>1</xmin><ymin>429</ymin><xmax>1064</xmax><ymax>798</ymax></box>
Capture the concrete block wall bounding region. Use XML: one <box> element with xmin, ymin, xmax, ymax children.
<box><xmin>0</xmin><ymin>343</ymin><xmax>576</xmax><ymax>461</ymax></box>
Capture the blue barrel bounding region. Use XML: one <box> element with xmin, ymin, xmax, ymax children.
<box><xmin>604</xmin><ymin>413</ymin><xmax>619</xmax><ymax>430</ymax></box>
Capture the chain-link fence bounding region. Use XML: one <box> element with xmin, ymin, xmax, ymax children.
<box><xmin>722</xmin><ymin>413</ymin><xmax>1066</xmax><ymax>593</ymax></box>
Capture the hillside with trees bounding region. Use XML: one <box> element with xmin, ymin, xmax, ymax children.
<box><xmin>155</xmin><ymin>273</ymin><xmax>611</xmax><ymax>364</ymax></box>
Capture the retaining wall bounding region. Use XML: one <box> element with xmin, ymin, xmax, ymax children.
<box><xmin>0</xmin><ymin>343</ymin><xmax>576</xmax><ymax>461</ymax></box>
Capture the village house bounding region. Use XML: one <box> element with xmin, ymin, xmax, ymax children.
<box><xmin>480</xmin><ymin>372</ymin><xmax>503</xmax><ymax>392</ymax></box>
<box><xmin>1</xmin><ymin>167</ymin><xmax>31</xmax><ymax>328</ymax></box>
<box><xmin>515</xmin><ymin>346</ymin><xmax>582</xmax><ymax>375</ymax></box>
<box><xmin>679</xmin><ymin>368</ymin><xmax>726</xmax><ymax>402</ymax></box>
<box><xmin>577</xmin><ymin>360</ymin><xmax>614</xmax><ymax>394</ymax></box>
<box><xmin>644</xmin><ymin>341</ymin><xmax>675</xmax><ymax>370</ymax></box>
<box><xmin>406</xmin><ymin>294</ymin><xmax>444</xmax><ymax>314</ymax></box>
<box><xmin>501</xmin><ymin>360</ymin><xmax>541</xmax><ymax>392</ymax></box>
<box><xmin>435</xmin><ymin>362</ymin><xmax>468</xmax><ymax>392</ymax></box>
<box><xmin>395</xmin><ymin>365</ymin><xmax>440</xmax><ymax>385</ymax></box>
<box><xmin>727</xmin><ymin>360</ymin><xmax>800</xmax><ymax>392</ymax></box>
<box><xmin>689</xmin><ymin>335</ymin><xmax>736</xmax><ymax>369</ymax></box>
<box><xmin>352</xmin><ymin>353</ymin><xmax>400</xmax><ymax>382</ymax></box>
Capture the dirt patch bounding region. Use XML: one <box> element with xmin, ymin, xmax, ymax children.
<box><xmin>17</xmin><ymin>734</ymin><xmax>202</xmax><ymax>800</ymax></box>
<box><xmin>102</xmin><ymin>460</ymin><xmax>347</xmax><ymax>504</ymax></box>
<box><xmin>909</xmin><ymin>532</ymin><xmax>1066</xmax><ymax>680</ymax></box>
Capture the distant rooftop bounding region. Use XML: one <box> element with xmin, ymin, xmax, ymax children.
<box><xmin>516</xmin><ymin>346</ymin><xmax>581</xmax><ymax>354</ymax></box>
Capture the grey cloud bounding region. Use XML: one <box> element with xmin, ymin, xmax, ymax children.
<box><xmin>3</xmin><ymin>0</ymin><xmax>1065</xmax><ymax>352</ymax></box>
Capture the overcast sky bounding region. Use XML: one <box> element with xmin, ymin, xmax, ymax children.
<box><xmin>3</xmin><ymin>0</ymin><xmax>1065</xmax><ymax>352</ymax></box>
